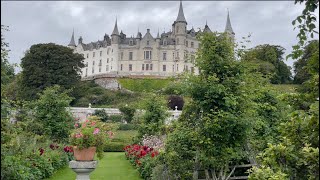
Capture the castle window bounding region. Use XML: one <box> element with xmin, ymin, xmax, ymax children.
<box><xmin>129</xmin><ymin>52</ymin><xmax>133</xmax><ymax>60</ymax></box>
<box><xmin>186</xmin><ymin>41</ymin><xmax>188</xmax><ymax>47</ymax></box>
<box><xmin>177</xmin><ymin>64</ymin><xmax>179</xmax><ymax>71</ymax></box>
<box><xmin>93</xmin><ymin>61</ymin><xmax>95</xmax><ymax>65</ymax></box>
<box><xmin>146</xmin><ymin>64</ymin><xmax>149</xmax><ymax>70</ymax></box>
<box><xmin>111</xmin><ymin>66</ymin><xmax>112</xmax><ymax>70</ymax></box>
<box><xmin>121</xmin><ymin>64</ymin><xmax>123</xmax><ymax>71</ymax></box>
<box><xmin>177</xmin><ymin>38</ymin><xmax>179</xmax><ymax>45</ymax></box>
<box><xmin>120</xmin><ymin>52</ymin><xmax>123</xmax><ymax>60</ymax></box>
<box><xmin>87</xmin><ymin>54</ymin><xmax>89</xmax><ymax>58</ymax></box>
<box><xmin>129</xmin><ymin>64</ymin><xmax>132</xmax><ymax>71</ymax></box>
<box><xmin>107</xmin><ymin>49</ymin><xmax>110</xmax><ymax>55</ymax></box>
<box><xmin>177</xmin><ymin>52</ymin><xmax>179</xmax><ymax>58</ymax></box>
<box><xmin>144</xmin><ymin>51</ymin><xmax>152</xmax><ymax>60</ymax></box>
<box><xmin>172</xmin><ymin>65</ymin><xmax>174</xmax><ymax>72</ymax></box>
<box><xmin>100</xmin><ymin>51</ymin><xmax>102</xmax><ymax>56</ymax></box>
<box><xmin>173</xmin><ymin>52</ymin><xmax>175</xmax><ymax>60</ymax></box>
<box><xmin>99</xmin><ymin>67</ymin><xmax>101</xmax><ymax>72</ymax></box>
<box><xmin>142</xmin><ymin>64</ymin><xmax>144</xmax><ymax>70</ymax></box>
<box><xmin>163</xmin><ymin>40</ymin><xmax>167</xmax><ymax>46</ymax></box>
<box><xmin>99</xmin><ymin>60</ymin><xmax>102</xmax><ymax>66</ymax></box>
<box><xmin>191</xmin><ymin>55</ymin><xmax>195</xmax><ymax>63</ymax></box>
<box><xmin>112</xmin><ymin>49</ymin><xmax>113</xmax><ymax>53</ymax></box>
<box><xmin>150</xmin><ymin>64</ymin><xmax>153</xmax><ymax>71</ymax></box>
<box><xmin>147</xmin><ymin>41</ymin><xmax>150</xmax><ymax>46</ymax></box>
<box><xmin>163</xmin><ymin>52</ymin><xmax>167</xmax><ymax>61</ymax></box>
<box><xmin>107</xmin><ymin>58</ymin><xmax>109</xmax><ymax>63</ymax></box>
<box><xmin>191</xmin><ymin>42</ymin><xmax>194</xmax><ymax>48</ymax></box>
<box><xmin>92</xmin><ymin>67</ymin><xmax>94</xmax><ymax>74</ymax></box>
<box><xmin>129</xmin><ymin>40</ymin><xmax>133</xmax><ymax>46</ymax></box>
<box><xmin>93</xmin><ymin>52</ymin><xmax>95</xmax><ymax>57</ymax></box>
<box><xmin>85</xmin><ymin>68</ymin><xmax>88</xmax><ymax>77</ymax></box>
<box><xmin>163</xmin><ymin>65</ymin><xmax>166</xmax><ymax>71</ymax></box>
<box><xmin>106</xmin><ymin>65</ymin><xmax>109</xmax><ymax>71</ymax></box>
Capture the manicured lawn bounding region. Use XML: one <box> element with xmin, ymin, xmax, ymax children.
<box><xmin>118</xmin><ymin>78</ymin><xmax>172</xmax><ymax>92</ymax></box>
<box><xmin>105</xmin><ymin>130</ymin><xmax>138</xmax><ymax>152</ymax></box>
<box><xmin>46</xmin><ymin>152</ymin><xmax>142</xmax><ymax>180</ymax></box>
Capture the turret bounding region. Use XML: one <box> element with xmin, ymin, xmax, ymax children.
<box><xmin>111</xmin><ymin>18</ymin><xmax>120</xmax><ymax>44</ymax></box>
<box><xmin>78</xmin><ymin>36</ymin><xmax>83</xmax><ymax>45</ymax></box>
<box><xmin>68</xmin><ymin>29</ymin><xmax>76</xmax><ymax>49</ymax></box>
<box><xmin>173</xmin><ymin>1</ymin><xmax>187</xmax><ymax>36</ymax></box>
<box><xmin>224</xmin><ymin>10</ymin><xmax>235</xmax><ymax>42</ymax></box>
<box><xmin>203</xmin><ymin>20</ymin><xmax>212</xmax><ymax>33</ymax></box>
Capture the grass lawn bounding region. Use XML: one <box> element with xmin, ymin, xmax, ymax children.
<box><xmin>118</xmin><ymin>78</ymin><xmax>172</xmax><ymax>92</ymax></box>
<box><xmin>105</xmin><ymin>130</ymin><xmax>138</xmax><ymax>152</ymax></box>
<box><xmin>46</xmin><ymin>152</ymin><xmax>142</xmax><ymax>180</ymax></box>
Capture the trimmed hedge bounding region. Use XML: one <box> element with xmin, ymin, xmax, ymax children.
<box><xmin>104</xmin><ymin>142</ymin><xmax>126</xmax><ymax>152</ymax></box>
<box><xmin>118</xmin><ymin>123</ymin><xmax>138</xmax><ymax>131</ymax></box>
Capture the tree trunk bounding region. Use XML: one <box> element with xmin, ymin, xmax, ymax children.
<box><xmin>205</xmin><ymin>169</ymin><xmax>211</xmax><ymax>180</ymax></box>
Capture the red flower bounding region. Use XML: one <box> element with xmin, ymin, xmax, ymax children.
<box><xmin>39</xmin><ymin>148</ymin><xmax>44</xmax><ymax>156</ymax></box>
<box><xmin>140</xmin><ymin>150</ymin><xmax>147</xmax><ymax>157</ymax></box>
<box><xmin>151</xmin><ymin>151</ymin><xmax>159</xmax><ymax>158</ymax></box>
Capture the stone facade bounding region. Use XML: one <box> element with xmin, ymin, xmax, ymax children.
<box><xmin>67</xmin><ymin>2</ymin><xmax>235</xmax><ymax>79</ymax></box>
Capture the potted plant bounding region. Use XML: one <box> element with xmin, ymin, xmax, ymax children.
<box><xmin>70</xmin><ymin>117</ymin><xmax>113</xmax><ymax>161</ymax></box>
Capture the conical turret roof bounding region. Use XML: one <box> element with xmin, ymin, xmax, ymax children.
<box><xmin>68</xmin><ymin>29</ymin><xmax>76</xmax><ymax>46</ymax></box>
<box><xmin>225</xmin><ymin>10</ymin><xmax>234</xmax><ymax>34</ymax></box>
<box><xmin>112</xmin><ymin>18</ymin><xmax>119</xmax><ymax>35</ymax></box>
<box><xmin>176</xmin><ymin>1</ymin><xmax>187</xmax><ymax>23</ymax></box>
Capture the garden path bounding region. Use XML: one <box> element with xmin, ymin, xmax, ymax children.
<box><xmin>47</xmin><ymin>152</ymin><xmax>142</xmax><ymax>180</ymax></box>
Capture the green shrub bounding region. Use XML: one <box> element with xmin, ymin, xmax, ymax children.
<box><xmin>104</xmin><ymin>142</ymin><xmax>126</xmax><ymax>152</ymax></box>
<box><xmin>108</xmin><ymin>115</ymin><xmax>123</xmax><ymax>123</ymax></box>
<box><xmin>93</xmin><ymin>109</ymin><xmax>109</xmax><ymax>122</ymax></box>
<box><xmin>118</xmin><ymin>123</ymin><xmax>138</xmax><ymax>131</ymax></box>
<box><xmin>119</xmin><ymin>105</ymin><xmax>136</xmax><ymax>123</ymax></box>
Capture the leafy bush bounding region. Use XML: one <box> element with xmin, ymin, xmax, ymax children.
<box><xmin>108</xmin><ymin>115</ymin><xmax>123</xmax><ymax>123</ymax></box>
<box><xmin>93</xmin><ymin>109</ymin><xmax>108</xmax><ymax>122</ymax></box>
<box><xmin>104</xmin><ymin>142</ymin><xmax>126</xmax><ymax>152</ymax></box>
<box><xmin>118</xmin><ymin>123</ymin><xmax>137</xmax><ymax>131</ymax></box>
<box><xmin>167</xmin><ymin>95</ymin><xmax>184</xmax><ymax>110</ymax></box>
<box><xmin>33</xmin><ymin>85</ymin><xmax>74</xmax><ymax>143</ymax></box>
<box><xmin>119</xmin><ymin>105</ymin><xmax>136</xmax><ymax>123</ymax></box>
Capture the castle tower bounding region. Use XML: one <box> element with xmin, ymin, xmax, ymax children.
<box><xmin>224</xmin><ymin>10</ymin><xmax>235</xmax><ymax>43</ymax></box>
<box><xmin>68</xmin><ymin>29</ymin><xmax>76</xmax><ymax>49</ymax></box>
<box><xmin>173</xmin><ymin>1</ymin><xmax>187</xmax><ymax>65</ymax></box>
<box><xmin>111</xmin><ymin>18</ymin><xmax>120</xmax><ymax>44</ymax></box>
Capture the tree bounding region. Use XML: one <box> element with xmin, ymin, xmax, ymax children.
<box><xmin>1</xmin><ymin>25</ymin><xmax>15</xmax><ymax>86</ymax></box>
<box><xmin>33</xmin><ymin>85</ymin><xmax>74</xmax><ymax>142</ymax></box>
<box><xmin>288</xmin><ymin>0</ymin><xmax>319</xmax><ymax>60</ymax></box>
<box><xmin>241</xmin><ymin>44</ymin><xmax>292</xmax><ymax>84</ymax></box>
<box><xmin>20</xmin><ymin>43</ymin><xmax>84</xmax><ymax>101</ymax></box>
<box><xmin>293</xmin><ymin>40</ymin><xmax>319</xmax><ymax>84</ymax></box>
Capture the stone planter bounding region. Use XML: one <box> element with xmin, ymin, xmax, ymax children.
<box><xmin>73</xmin><ymin>147</ymin><xmax>96</xmax><ymax>161</ymax></box>
<box><xmin>69</xmin><ymin>160</ymin><xmax>98</xmax><ymax>180</ymax></box>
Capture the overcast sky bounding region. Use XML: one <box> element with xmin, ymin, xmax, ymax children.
<box><xmin>1</xmin><ymin>1</ymin><xmax>319</xmax><ymax>73</ymax></box>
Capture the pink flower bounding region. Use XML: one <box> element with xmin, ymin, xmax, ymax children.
<box><xmin>75</xmin><ymin>133</ymin><xmax>83</xmax><ymax>138</ymax></box>
<box><xmin>91</xmin><ymin>121</ymin><xmax>96</xmax><ymax>126</ymax></box>
<box><xmin>107</xmin><ymin>131</ymin><xmax>114</xmax><ymax>139</ymax></box>
<box><xmin>85</xmin><ymin>119</ymin><xmax>89</xmax><ymax>123</ymax></box>
<box><xmin>74</xmin><ymin>123</ymin><xmax>79</xmax><ymax>128</ymax></box>
<box><xmin>82</xmin><ymin>123</ymin><xmax>86</xmax><ymax>128</ymax></box>
<box><xmin>93</xmin><ymin>128</ymin><xmax>100</xmax><ymax>135</ymax></box>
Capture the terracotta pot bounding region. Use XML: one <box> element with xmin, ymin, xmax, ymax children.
<box><xmin>73</xmin><ymin>146</ymin><xmax>96</xmax><ymax>161</ymax></box>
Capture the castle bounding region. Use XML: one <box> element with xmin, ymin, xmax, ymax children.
<box><xmin>67</xmin><ymin>1</ymin><xmax>235</xmax><ymax>79</ymax></box>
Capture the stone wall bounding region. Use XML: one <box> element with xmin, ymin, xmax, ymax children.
<box><xmin>94</xmin><ymin>78</ymin><xmax>120</xmax><ymax>90</ymax></box>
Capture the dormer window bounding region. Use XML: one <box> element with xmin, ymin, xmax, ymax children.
<box><xmin>147</xmin><ymin>41</ymin><xmax>150</xmax><ymax>46</ymax></box>
<box><xmin>163</xmin><ymin>40</ymin><xmax>167</xmax><ymax>46</ymax></box>
<box><xmin>129</xmin><ymin>40</ymin><xmax>133</xmax><ymax>46</ymax></box>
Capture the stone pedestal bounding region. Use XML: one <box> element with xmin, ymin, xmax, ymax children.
<box><xmin>69</xmin><ymin>161</ymin><xmax>98</xmax><ymax>180</ymax></box>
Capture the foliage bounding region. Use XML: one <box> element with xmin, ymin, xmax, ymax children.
<box><xmin>288</xmin><ymin>0</ymin><xmax>319</xmax><ymax>59</ymax></box>
<box><xmin>118</xmin><ymin>123</ymin><xmax>137</xmax><ymax>131</ymax></box>
<box><xmin>137</xmin><ymin>95</ymin><xmax>169</xmax><ymax>138</ymax></box>
<box><xmin>33</xmin><ymin>85</ymin><xmax>74</xmax><ymax>142</ymax></box>
<box><xmin>104</xmin><ymin>130</ymin><xmax>138</xmax><ymax>152</ymax></box>
<box><xmin>293</xmin><ymin>40</ymin><xmax>319</xmax><ymax>84</ymax></box>
<box><xmin>70</xmin><ymin>118</ymin><xmax>113</xmax><ymax>159</ymax></box>
<box><xmin>118</xmin><ymin>78</ymin><xmax>172</xmax><ymax>93</ymax></box>
<box><xmin>19</xmin><ymin>43</ymin><xmax>84</xmax><ymax>101</ymax></box>
<box><xmin>1</xmin><ymin>25</ymin><xmax>15</xmax><ymax>86</ymax></box>
<box><xmin>108</xmin><ymin>114</ymin><xmax>123</xmax><ymax>123</ymax></box>
<box><xmin>241</xmin><ymin>44</ymin><xmax>292</xmax><ymax>84</ymax></box>
<box><xmin>119</xmin><ymin>105</ymin><xmax>136</xmax><ymax>123</ymax></box>
<box><xmin>167</xmin><ymin>95</ymin><xmax>184</xmax><ymax>110</ymax></box>
<box><xmin>92</xmin><ymin>109</ymin><xmax>108</xmax><ymax>122</ymax></box>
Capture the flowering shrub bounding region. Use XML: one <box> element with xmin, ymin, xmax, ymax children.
<box><xmin>142</xmin><ymin>135</ymin><xmax>164</xmax><ymax>151</ymax></box>
<box><xmin>124</xmin><ymin>144</ymin><xmax>160</xmax><ymax>179</ymax></box>
<box><xmin>63</xmin><ymin>145</ymin><xmax>74</xmax><ymax>161</ymax></box>
<box><xmin>70</xmin><ymin>118</ymin><xmax>113</xmax><ymax>159</ymax></box>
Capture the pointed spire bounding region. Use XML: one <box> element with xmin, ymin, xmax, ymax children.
<box><xmin>156</xmin><ymin>28</ymin><xmax>160</xmax><ymax>39</ymax></box>
<box><xmin>225</xmin><ymin>9</ymin><xmax>234</xmax><ymax>34</ymax></box>
<box><xmin>112</xmin><ymin>18</ymin><xmax>119</xmax><ymax>35</ymax></box>
<box><xmin>68</xmin><ymin>29</ymin><xmax>76</xmax><ymax>46</ymax></box>
<box><xmin>176</xmin><ymin>0</ymin><xmax>187</xmax><ymax>23</ymax></box>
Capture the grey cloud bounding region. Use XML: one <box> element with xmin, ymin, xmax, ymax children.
<box><xmin>1</xmin><ymin>1</ymin><xmax>319</xmax><ymax>73</ymax></box>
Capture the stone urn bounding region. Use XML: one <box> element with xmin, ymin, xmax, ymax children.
<box><xmin>69</xmin><ymin>160</ymin><xmax>98</xmax><ymax>180</ymax></box>
<box><xmin>73</xmin><ymin>147</ymin><xmax>96</xmax><ymax>161</ymax></box>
